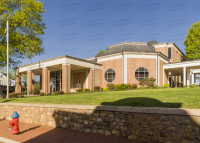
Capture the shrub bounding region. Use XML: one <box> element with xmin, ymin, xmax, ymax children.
<box><xmin>139</xmin><ymin>87</ymin><xmax>149</xmax><ymax>89</ymax></box>
<box><xmin>183</xmin><ymin>85</ymin><xmax>188</xmax><ymax>88</ymax></box>
<box><xmin>164</xmin><ymin>83</ymin><xmax>170</xmax><ymax>88</ymax></box>
<box><xmin>90</xmin><ymin>90</ymin><xmax>94</xmax><ymax>92</ymax></box>
<box><xmin>128</xmin><ymin>84</ymin><xmax>137</xmax><ymax>89</ymax></box>
<box><xmin>9</xmin><ymin>92</ymin><xmax>23</xmax><ymax>98</ymax></box>
<box><xmin>152</xmin><ymin>85</ymin><xmax>159</xmax><ymax>89</ymax></box>
<box><xmin>51</xmin><ymin>93</ymin><xmax>55</xmax><ymax>96</ymax></box>
<box><xmin>189</xmin><ymin>84</ymin><xmax>199</xmax><ymax>88</ymax></box>
<box><xmin>44</xmin><ymin>93</ymin><xmax>48</xmax><ymax>96</ymax></box>
<box><xmin>40</xmin><ymin>93</ymin><xmax>44</xmax><ymax>96</ymax></box>
<box><xmin>76</xmin><ymin>88</ymin><xmax>83</xmax><ymax>92</ymax></box>
<box><xmin>114</xmin><ymin>84</ymin><xmax>129</xmax><ymax>91</ymax></box>
<box><xmin>139</xmin><ymin>78</ymin><xmax>156</xmax><ymax>88</ymax></box>
<box><xmin>100</xmin><ymin>88</ymin><xmax>103</xmax><ymax>91</ymax></box>
<box><xmin>55</xmin><ymin>91</ymin><xmax>65</xmax><ymax>95</ymax></box>
<box><xmin>94</xmin><ymin>86</ymin><xmax>100</xmax><ymax>91</ymax></box>
<box><xmin>48</xmin><ymin>93</ymin><xmax>51</xmax><ymax>96</ymax></box>
<box><xmin>84</xmin><ymin>88</ymin><xmax>90</xmax><ymax>92</ymax></box>
<box><xmin>107</xmin><ymin>83</ymin><xmax>115</xmax><ymax>90</ymax></box>
<box><xmin>103</xmin><ymin>87</ymin><xmax>108</xmax><ymax>91</ymax></box>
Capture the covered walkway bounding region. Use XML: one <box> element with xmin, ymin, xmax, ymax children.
<box><xmin>163</xmin><ymin>60</ymin><xmax>200</xmax><ymax>87</ymax></box>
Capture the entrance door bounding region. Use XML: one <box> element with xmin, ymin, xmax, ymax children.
<box><xmin>50</xmin><ymin>80</ymin><xmax>56</xmax><ymax>93</ymax></box>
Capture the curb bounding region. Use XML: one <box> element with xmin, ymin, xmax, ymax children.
<box><xmin>0</xmin><ymin>136</ymin><xmax>21</xmax><ymax>143</ymax></box>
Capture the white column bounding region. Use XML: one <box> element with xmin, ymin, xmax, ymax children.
<box><xmin>187</xmin><ymin>70</ymin><xmax>190</xmax><ymax>86</ymax></box>
<box><xmin>183</xmin><ymin>67</ymin><xmax>186</xmax><ymax>86</ymax></box>
<box><xmin>190</xmin><ymin>72</ymin><xmax>191</xmax><ymax>84</ymax></box>
<box><xmin>192</xmin><ymin>72</ymin><xmax>194</xmax><ymax>84</ymax></box>
<box><xmin>163</xmin><ymin>69</ymin><xmax>165</xmax><ymax>86</ymax></box>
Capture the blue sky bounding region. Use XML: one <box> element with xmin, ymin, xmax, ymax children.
<box><xmin>21</xmin><ymin>0</ymin><xmax>200</xmax><ymax>65</ymax></box>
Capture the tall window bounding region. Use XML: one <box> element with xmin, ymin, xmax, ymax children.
<box><xmin>105</xmin><ymin>68</ymin><xmax>115</xmax><ymax>82</ymax></box>
<box><xmin>168</xmin><ymin>47</ymin><xmax>171</xmax><ymax>59</ymax></box>
<box><xmin>135</xmin><ymin>67</ymin><xmax>149</xmax><ymax>81</ymax></box>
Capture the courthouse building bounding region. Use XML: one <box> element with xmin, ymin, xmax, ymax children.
<box><xmin>15</xmin><ymin>40</ymin><xmax>200</xmax><ymax>94</ymax></box>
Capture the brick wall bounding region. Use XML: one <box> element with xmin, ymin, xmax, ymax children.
<box><xmin>72</xmin><ymin>72</ymin><xmax>86</xmax><ymax>91</ymax></box>
<box><xmin>127</xmin><ymin>58</ymin><xmax>157</xmax><ymax>87</ymax></box>
<box><xmin>100</xmin><ymin>59</ymin><xmax>122</xmax><ymax>88</ymax></box>
<box><xmin>0</xmin><ymin>103</ymin><xmax>200</xmax><ymax>142</ymax></box>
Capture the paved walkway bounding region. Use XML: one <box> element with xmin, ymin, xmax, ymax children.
<box><xmin>0</xmin><ymin>120</ymin><xmax>149</xmax><ymax>143</ymax></box>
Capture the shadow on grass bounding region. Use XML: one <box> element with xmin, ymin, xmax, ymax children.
<box><xmin>101</xmin><ymin>97</ymin><xmax>182</xmax><ymax>108</ymax></box>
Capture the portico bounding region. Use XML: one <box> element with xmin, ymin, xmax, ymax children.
<box><xmin>163</xmin><ymin>60</ymin><xmax>200</xmax><ymax>87</ymax></box>
<box><xmin>15</xmin><ymin>55</ymin><xmax>102</xmax><ymax>94</ymax></box>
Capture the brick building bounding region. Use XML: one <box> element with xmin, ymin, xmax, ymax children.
<box><xmin>15</xmin><ymin>41</ymin><xmax>200</xmax><ymax>94</ymax></box>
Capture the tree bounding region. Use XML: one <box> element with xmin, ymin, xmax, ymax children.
<box><xmin>184</xmin><ymin>21</ymin><xmax>200</xmax><ymax>60</ymax></box>
<box><xmin>139</xmin><ymin>77</ymin><xmax>156</xmax><ymax>88</ymax></box>
<box><xmin>0</xmin><ymin>0</ymin><xmax>46</xmax><ymax>66</ymax></box>
<box><xmin>1</xmin><ymin>68</ymin><xmax>15</xmax><ymax>80</ymax></box>
<box><xmin>96</xmin><ymin>49</ymin><xmax>106</xmax><ymax>55</ymax></box>
<box><xmin>21</xmin><ymin>74</ymin><xmax>27</xmax><ymax>87</ymax></box>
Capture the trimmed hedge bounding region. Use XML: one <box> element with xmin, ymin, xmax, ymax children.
<box><xmin>164</xmin><ymin>83</ymin><xmax>170</xmax><ymax>88</ymax></box>
<box><xmin>128</xmin><ymin>83</ymin><xmax>137</xmax><ymax>89</ymax></box>
<box><xmin>103</xmin><ymin>87</ymin><xmax>108</xmax><ymax>91</ymax></box>
<box><xmin>107</xmin><ymin>83</ymin><xmax>115</xmax><ymax>90</ymax></box>
<box><xmin>76</xmin><ymin>88</ymin><xmax>83</xmax><ymax>92</ymax></box>
<box><xmin>114</xmin><ymin>84</ymin><xmax>129</xmax><ymax>91</ymax></box>
<box><xmin>9</xmin><ymin>92</ymin><xmax>23</xmax><ymax>98</ymax></box>
<box><xmin>84</xmin><ymin>88</ymin><xmax>90</xmax><ymax>92</ymax></box>
<box><xmin>94</xmin><ymin>86</ymin><xmax>100</xmax><ymax>91</ymax></box>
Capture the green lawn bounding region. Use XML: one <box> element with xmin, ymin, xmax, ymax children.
<box><xmin>0</xmin><ymin>88</ymin><xmax>200</xmax><ymax>109</ymax></box>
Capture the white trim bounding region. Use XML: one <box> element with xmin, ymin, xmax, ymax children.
<box><xmin>71</xmin><ymin>72</ymin><xmax>73</xmax><ymax>92</ymax></box>
<box><xmin>183</xmin><ymin>67</ymin><xmax>186</xmax><ymax>86</ymax></box>
<box><xmin>62</xmin><ymin>63</ymin><xmax>70</xmax><ymax>66</ymax></box>
<box><xmin>124</xmin><ymin>55</ymin><xmax>127</xmax><ymax>84</ymax></box>
<box><xmin>97</xmin><ymin>55</ymin><xmax>122</xmax><ymax>63</ymax></box>
<box><xmin>163</xmin><ymin>69</ymin><xmax>165</xmax><ymax>85</ymax></box>
<box><xmin>164</xmin><ymin>60</ymin><xmax>200</xmax><ymax>69</ymax></box>
<box><xmin>124</xmin><ymin>54</ymin><xmax>157</xmax><ymax>59</ymax></box>
<box><xmin>158</xmin><ymin>58</ymin><xmax>160</xmax><ymax>86</ymax></box>
<box><xmin>187</xmin><ymin>69</ymin><xmax>190</xmax><ymax>85</ymax></box>
<box><xmin>86</xmin><ymin>70</ymin><xmax>88</xmax><ymax>88</ymax></box>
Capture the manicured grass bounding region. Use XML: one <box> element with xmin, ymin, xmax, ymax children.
<box><xmin>0</xmin><ymin>88</ymin><xmax>200</xmax><ymax>109</ymax></box>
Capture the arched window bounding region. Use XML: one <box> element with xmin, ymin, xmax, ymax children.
<box><xmin>135</xmin><ymin>67</ymin><xmax>149</xmax><ymax>81</ymax></box>
<box><xmin>105</xmin><ymin>68</ymin><xmax>115</xmax><ymax>82</ymax></box>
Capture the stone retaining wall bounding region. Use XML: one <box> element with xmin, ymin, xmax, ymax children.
<box><xmin>0</xmin><ymin>103</ymin><xmax>200</xmax><ymax>142</ymax></box>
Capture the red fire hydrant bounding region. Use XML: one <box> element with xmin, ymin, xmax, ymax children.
<box><xmin>9</xmin><ymin>111</ymin><xmax>20</xmax><ymax>134</ymax></box>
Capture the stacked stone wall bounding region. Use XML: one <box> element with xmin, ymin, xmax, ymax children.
<box><xmin>0</xmin><ymin>103</ymin><xmax>200</xmax><ymax>142</ymax></box>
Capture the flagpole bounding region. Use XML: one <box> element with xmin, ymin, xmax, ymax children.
<box><xmin>6</xmin><ymin>18</ymin><xmax>9</xmax><ymax>98</ymax></box>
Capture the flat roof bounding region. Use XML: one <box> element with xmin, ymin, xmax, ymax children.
<box><xmin>18</xmin><ymin>55</ymin><xmax>102</xmax><ymax>68</ymax></box>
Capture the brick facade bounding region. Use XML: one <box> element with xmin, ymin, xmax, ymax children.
<box><xmin>100</xmin><ymin>58</ymin><xmax>122</xmax><ymax>88</ymax></box>
<box><xmin>127</xmin><ymin>58</ymin><xmax>157</xmax><ymax>86</ymax></box>
<box><xmin>62</xmin><ymin>64</ymin><xmax>71</xmax><ymax>93</ymax></box>
<box><xmin>15</xmin><ymin>73</ymin><xmax>21</xmax><ymax>92</ymax></box>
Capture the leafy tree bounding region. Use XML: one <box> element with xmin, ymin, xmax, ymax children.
<box><xmin>1</xmin><ymin>68</ymin><xmax>15</xmax><ymax>80</ymax></box>
<box><xmin>96</xmin><ymin>49</ymin><xmax>106</xmax><ymax>55</ymax></box>
<box><xmin>0</xmin><ymin>0</ymin><xmax>46</xmax><ymax>66</ymax></box>
<box><xmin>21</xmin><ymin>74</ymin><xmax>27</xmax><ymax>87</ymax></box>
<box><xmin>184</xmin><ymin>21</ymin><xmax>200</xmax><ymax>60</ymax></box>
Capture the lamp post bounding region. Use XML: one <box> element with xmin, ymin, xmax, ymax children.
<box><xmin>6</xmin><ymin>18</ymin><xmax>9</xmax><ymax>98</ymax></box>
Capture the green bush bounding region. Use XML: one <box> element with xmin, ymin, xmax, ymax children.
<box><xmin>139</xmin><ymin>77</ymin><xmax>156</xmax><ymax>88</ymax></box>
<box><xmin>90</xmin><ymin>90</ymin><xmax>94</xmax><ymax>92</ymax></box>
<box><xmin>164</xmin><ymin>83</ymin><xmax>170</xmax><ymax>88</ymax></box>
<box><xmin>103</xmin><ymin>87</ymin><xmax>108</xmax><ymax>91</ymax></box>
<box><xmin>107</xmin><ymin>83</ymin><xmax>115</xmax><ymax>90</ymax></box>
<box><xmin>152</xmin><ymin>85</ymin><xmax>159</xmax><ymax>89</ymax></box>
<box><xmin>94</xmin><ymin>86</ymin><xmax>100</xmax><ymax>91</ymax></box>
<box><xmin>51</xmin><ymin>93</ymin><xmax>55</xmax><ymax>96</ymax></box>
<box><xmin>189</xmin><ymin>84</ymin><xmax>199</xmax><ymax>88</ymax></box>
<box><xmin>114</xmin><ymin>84</ymin><xmax>129</xmax><ymax>91</ymax></box>
<box><xmin>55</xmin><ymin>91</ymin><xmax>65</xmax><ymax>95</ymax></box>
<box><xmin>44</xmin><ymin>93</ymin><xmax>48</xmax><ymax>96</ymax></box>
<box><xmin>139</xmin><ymin>87</ymin><xmax>149</xmax><ymax>89</ymax></box>
<box><xmin>100</xmin><ymin>88</ymin><xmax>103</xmax><ymax>91</ymax></box>
<box><xmin>48</xmin><ymin>93</ymin><xmax>51</xmax><ymax>96</ymax></box>
<box><xmin>128</xmin><ymin>84</ymin><xmax>137</xmax><ymax>89</ymax></box>
<box><xmin>76</xmin><ymin>88</ymin><xmax>83</xmax><ymax>92</ymax></box>
<box><xmin>40</xmin><ymin>93</ymin><xmax>44</xmax><ymax>96</ymax></box>
<box><xmin>84</xmin><ymin>88</ymin><xmax>90</xmax><ymax>92</ymax></box>
<box><xmin>183</xmin><ymin>85</ymin><xmax>188</xmax><ymax>88</ymax></box>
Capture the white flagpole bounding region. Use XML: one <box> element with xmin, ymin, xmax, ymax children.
<box><xmin>6</xmin><ymin>18</ymin><xmax>9</xmax><ymax>98</ymax></box>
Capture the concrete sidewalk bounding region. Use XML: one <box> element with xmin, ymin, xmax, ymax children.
<box><xmin>0</xmin><ymin>120</ymin><xmax>149</xmax><ymax>143</ymax></box>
